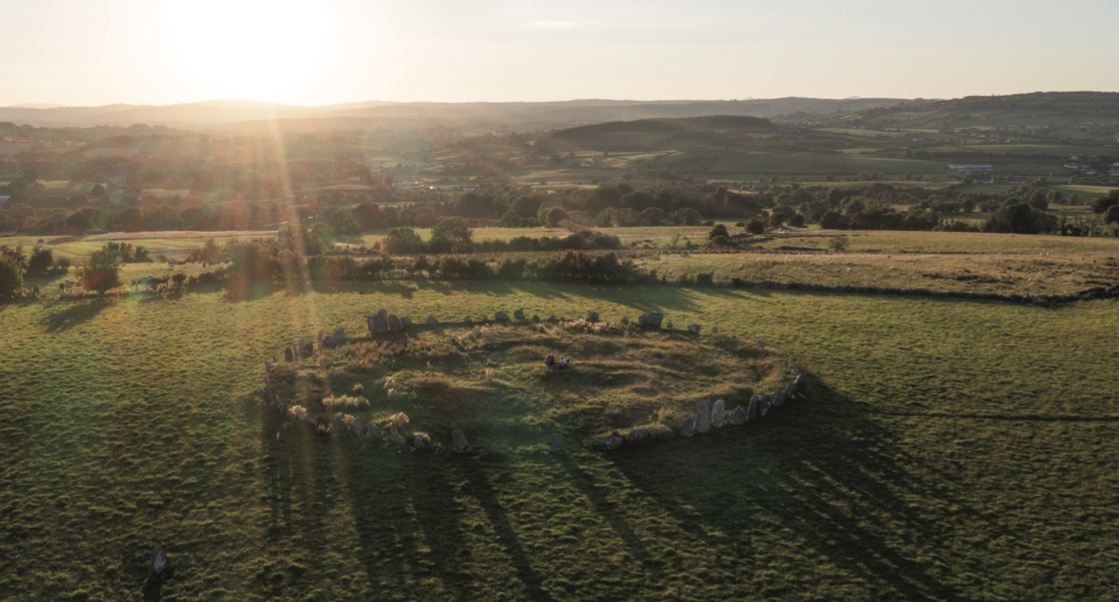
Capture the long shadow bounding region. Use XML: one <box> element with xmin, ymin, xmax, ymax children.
<box><xmin>38</xmin><ymin>298</ymin><xmax>112</xmax><ymax>332</ymax></box>
<box><xmin>607</xmin><ymin>378</ymin><xmax>974</xmax><ymax>602</ymax></box>
<box><xmin>461</xmin><ymin>459</ymin><xmax>557</xmax><ymax>602</ymax></box>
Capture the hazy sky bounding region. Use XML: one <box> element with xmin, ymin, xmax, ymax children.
<box><xmin>2</xmin><ymin>0</ymin><xmax>1117</xmax><ymax>107</ymax></box>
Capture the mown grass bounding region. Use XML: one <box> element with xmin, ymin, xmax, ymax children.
<box><xmin>1</xmin><ymin>280</ymin><xmax>1118</xmax><ymax>601</ymax></box>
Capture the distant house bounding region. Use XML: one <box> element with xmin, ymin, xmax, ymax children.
<box><xmin>949</xmin><ymin>164</ymin><xmax>993</xmax><ymax>173</ymax></box>
<box><xmin>0</xmin><ymin>195</ymin><xmax>9</xmax><ymax>207</ymax></box>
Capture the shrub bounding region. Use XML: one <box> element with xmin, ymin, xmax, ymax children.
<box><xmin>0</xmin><ymin>257</ymin><xmax>23</xmax><ymax>300</ymax></box>
<box><xmin>77</xmin><ymin>247</ymin><xmax>122</xmax><ymax>294</ymax></box>
<box><xmin>386</xmin><ymin>412</ymin><xmax>410</xmax><ymax>430</ymax></box>
<box><xmin>828</xmin><ymin>235</ymin><xmax>849</xmax><ymax>252</ymax></box>
<box><xmin>321</xmin><ymin>394</ymin><xmax>370</xmax><ymax>412</ymax></box>
<box><xmin>745</xmin><ymin>218</ymin><xmax>766</xmax><ymax>235</ymax></box>
<box><xmin>27</xmin><ymin>246</ymin><xmax>53</xmax><ymax>277</ymax></box>
<box><xmin>694</xmin><ymin>273</ymin><xmax>715</xmax><ymax>286</ymax></box>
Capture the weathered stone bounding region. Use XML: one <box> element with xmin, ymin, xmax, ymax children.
<box><xmin>648</xmin><ymin>427</ymin><xmax>674</xmax><ymax>441</ymax></box>
<box><xmin>547</xmin><ymin>314</ymin><xmax>557</xmax><ymax>322</ymax></box>
<box><xmin>464</xmin><ymin>316</ymin><xmax>473</xmax><ymax>325</ymax></box>
<box><xmin>532</xmin><ymin>315</ymin><xmax>541</xmax><ymax>322</ymax></box>
<box><xmin>748</xmin><ymin>394</ymin><xmax>765</xmax><ymax>419</ymax></box>
<box><xmin>514</xmin><ymin>309</ymin><xmax>526</xmax><ymax>320</ymax></box>
<box><xmin>598</xmin><ymin>431</ymin><xmax>624</xmax><ymax>451</ymax></box>
<box><xmin>368</xmin><ymin>423</ymin><xmax>383</xmax><ymax>439</ymax></box>
<box><xmin>771</xmin><ymin>388</ymin><xmax>785</xmax><ymax>408</ymax></box>
<box><xmin>638</xmin><ymin>313</ymin><xmax>664</xmax><ymax>328</ymax></box>
<box><xmin>549</xmin><ymin>433</ymin><xmax>565</xmax><ymax>453</ymax></box>
<box><xmin>626</xmin><ymin>427</ymin><xmax>650</xmax><ymax>444</ymax></box>
<box><xmin>696</xmin><ymin>401</ymin><xmax>712</xmax><ymax>433</ymax></box>
<box><xmin>367</xmin><ymin>309</ymin><xmax>389</xmax><ymax>334</ymax></box>
<box><xmin>687</xmin><ymin>323</ymin><xmax>701</xmax><ymax>334</ymax></box>
<box><xmin>712</xmin><ymin>399</ymin><xmax>726</xmax><ymax>428</ymax></box>
<box><xmin>333</xmin><ymin>329</ymin><xmax>347</xmax><ymax>344</ymax></box>
<box><xmin>323</xmin><ymin>335</ymin><xmax>336</xmax><ymax>348</ymax></box>
<box><xmin>452</xmin><ymin>429</ymin><xmax>471</xmax><ymax>453</ymax></box>
<box><xmin>495</xmin><ymin>311</ymin><xmax>510</xmax><ymax>322</ymax></box>
<box><xmin>400</xmin><ymin>316</ymin><xmax>413</xmax><ymax>327</ymax></box>
<box><xmin>758</xmin><ymin>395</ymin><xmax>771</xmax><ymax>416</ymax></box>
<box><xmin>146</xmin><ymin>546</ymin><xmax>168</xmax><ymax>586</ymax></box>
<box><xmin>666</xmin><ymin>320</ymin><xmax>673</xmax><ymax>329</ymax></box>
<box><xmin>426</xmin><ymin>315</ymin><xmax>439</xmax><ymax>325</ymax></box>
<box><xmin>586</xmin><ymin>311</ymin><xmax>600</xmax><ymax>322</ymax></box>
<box><xmin>413</xmin><ymin>434</ymin><xmax>426</xmax><ymax>449</ymax></box>
<box><xmin>284</xmin><ymin>346</ymin><xmax>295</xmax><ymax>362</ymax></box>
<box><xmin>728</xmin><ymin>406</ymin><xmax>747</xmax><ymax>425</ymax></box>
<box><xmin>351</xmin><ymin>417</ymin><xmax>364</xmax><ymax>436</ymax></box>
<box><xmin>389</xmin><ymin>429</ymin><xmax>405</xmax><ymax>446</ymax></box>
<box><xmin>386</xmin><ymin>315</ymin><xmax>403</xmax><ymax>332</ymax></box>
<box><xmin>710</xmin><ymin>327</ymin><xmax>718</xmax><ymax>335</ymax></box>
<box><xmin>621</xmin><ymin>317</ymin><xmax>630</xmax><ymax>325</ymax></box>
<box><xmin>680</xmin><ymin>414</ymin><xmax>697</xmax><ymax>437</ymax></box>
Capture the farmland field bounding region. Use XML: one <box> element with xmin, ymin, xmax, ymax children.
<box><xmin>1</xmin><ymin>277</ymin><xmax>1118</xmax><ymax>601</ymax></box>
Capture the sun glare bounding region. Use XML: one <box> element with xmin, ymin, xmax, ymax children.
<box><xmin>159</xmin><ymin>0</ymin><xmax>340</xmax><ymax>103</ymax></box>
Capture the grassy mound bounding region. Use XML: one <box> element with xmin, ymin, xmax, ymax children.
<box><xmin>266</xmin><ymin>319</ymin><xmax>798</xmax><ymax>450</ymax></box>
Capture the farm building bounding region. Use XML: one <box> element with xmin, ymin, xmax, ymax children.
<box><xmin>949</xmin><ymin>164</ymin><xmax>993</xmax><ymax>173</ymax></box>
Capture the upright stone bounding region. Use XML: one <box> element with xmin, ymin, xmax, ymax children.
<box><xmin>413</xmin><ymin>434</ymin><xmax>426</xmax><ymax>449</ymax></box>
<box><xmin>389</xmin><ymin>429</ymin><xmax>405</xmax><ymax>446</ymax></box>
<box><xmin>386</xmin><ymin>314</ymin><xmax>403</xmax><ymax>332</ymax></box>
<box><xmin>621</xmin><ymin>317</ymin><xmax>630</xmax><ymax>325</ymax></box>
<box><xmin>284</xmin><ymin>346</ymin><xmax>295</xmax><ymax>362</ymax></box>
<box><xmin>680</xmin><ymin>414</ymin><xmax>697</xmax><ymax>437</ymax></box>
<box><xmin>586</xmin><ymin>311</ymin><xmax>600</xmax><ymax>322</ymax></box>
<box><xmin>368</xmin><ymin>423</ymin><xmax>383</xmax><ymax>439</ymax></box>
<box><xmin>712</xmin><ymin>399</ymin><xmax>726</xmax><ymax>428</ymax></box>
<box><xmin>495</xmin><ymin>311</ymin><xmax>510</xmax><ymax>322</ymax></box>
<box><xmin>696</xmin><ymin>401</ymin><xmax>712</xmax><ymax>433</ymax></box>
<box><xmin>728</xmin><ymin>406</ymin><xmax>747</xmax><ymax>425</ymax></box>
<box><xmin>464</xmin><ymin>316</ymin><xmax>473</xmax><ymax>325</ymax></box>
<box><xmin>710</xmin><ymin>327</ymin><xmax>719</xmax><ymax>335</ymax></box>
<box><xmin>514</xmin><ymin>309</ymin><xmax>526</xmax><ymax>320</ymax></box>
<box><xmin>638</xmin><ymin>313</ymin><xmax>664</xmax><ymax>328</ymax></box>
<box><xmin>771</xmin><ymin>388</ymin><xmax>785</xmax><ymax>408</ymax></box>
<box><xmin>333</xmin><ymin>329</ymin><xmax>347</xmax><ymax>344</ymax></box>
<box><xmin>452</xmin><ymin>429</ymin><xmax>471</xmax><ymax>453</ymax></box>
<box><xmin>687</xmin><ymin>323</ymin><xmax>701</xmax><ymax>334</ymax></box>
<box><xmin>426</xmin><ymin>315</ymin><xmax>439</xmax><ymax>325</ymax></box>
<box><xmin>367</xmin><ymin>309</ymin><xmax>389</xmax><ymax>334</ymax></box>
<box><xmin>351</xmin><ymin>417</ymin><xmax>364</xmax><ymax>436</ymax></box>
<box><xmin>400</xmin><ymin>316</ymin><xmax>413</xmax><ymax>327</ymax></box>
<box><xmin>549</xmin><ymin>433</ymin><xmax>565</xmax><ymax>453</ymax></box>
<box><xmin>666</xmin><ymin>321</ymin><xmax>674</xmax><ymax>329</ymax></box>
<box><xmin>626</xmin><ymin>427</ymin><xmax>650</xmax><ymax>444</ymax></box>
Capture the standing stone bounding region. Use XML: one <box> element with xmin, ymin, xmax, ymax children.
<box><xmin>748</xmin><ymin>394</ymin><xmax>765</xmax><ymax>419</ymax></box>
<box><xmin>758</xmin><ymin>395</ymin><xmax>771</xmax><ymax>416</ymax></box>
<box><xmin>687</xmin><ymin>323</ymin><xmax>701</xmax><ymax>334</ymax></box>
<box><xmin>284</xmin><ymin>346</ymin><xmax>295</xmax><ymax>362</ymax></box>
<box><xmin>367</xmin><ymin>309</ymin><xmax>389</xmax><ymax>334</ymax></box>
<box><xmin>771</xmin><ymin>388</ymin><xmax>785</xmax><ymax>408</ymax></box>
<box><xmin>586</xmin><ymin>311</ymin><xmax>600</xmax><ymax>322</ymax></box>
<box><xmin>532</xmin><ymin>315</ymin><xmax>541</xmax><ymax>322</ymax></box>
<box><xmin>368</xmin><ymin>424</ymin><xmax>383</xmax><ymax>439</ymax></box>
<box><xmin>696</xmin><ymin>401</ymin><xmax>712</xmax><ymax>433</ymax></box>
<box><xmin>387</xmin><ymin>315</ymin><xmax>403</xmax><ymax>332</ymax></box>
<box><xmin>400</xmin><ymin>316</ymin><xmax>413</xmax><ymax>327</ymax></box>
<box><xmin>712</xmin><ymin>399</ymin><xmax>726</xmax><ymax>428</ymax></box>
<box><xmin>666</xmin><ymin>321</ymin><xmax>673</xmax><ymax>329</ymax></box>
<box><xmin>145</xmin><ymin>546</ymin><xmax>168</xmax><ymax>587</ymax></box>
<box><xmin>495</xmin><ymin>311</ymin><xmax>510</xmax><ymax>322</ymax></box>
<box><xmin>464</xmin><ymin>316</ymin><xmax>473</xmax><ymax>325</ymax></box>
<box><xmin>638</xmin><ymin>313</ymin><xmax>664</xmax><ymax>328</ymax></box>
<box><xmin>547</xmin><ymin>314</ymin><xmax>557</xmax><ymax>322</ymax></box>
<box><xmin>351</xmin><ymin>417</ymin><xmax>364</xmax><ymax>436</ymax></box>
<box><xmin>389</xmin><ymin>429</ymin><xmax>405</xmax><ymax>446</ymax></box>
<box><xmin>324</xmin><ymin>334</ymin><xmax>336</xmax><ymax>348</ymax></box>
<box><xmin>413</xmin><ymin>434</ymin><xmax>426</xmax><ymax>449</ymax></box>
<box><xmin>333</xmin><ymin>329</ymin><xmax>347</xmax><ymax>344</ymax></box>
<box><xmin>626</xmin><ymin>428</ymin><xmax>650</xmax><ymax>444</ymax></box>
<box><xmin>452</xmin><ymin>429</ymin><xmax>471</xmax><ymax>453</ymax></box>
<box><xmin>680</xmin><ymin>414</ymin><xmax>697</xmax><ymax>437</ymax></box>
<box><xmin>514</xmin><ymin>309</ymin><xmax>526</xmax><ymax>320</ymax></box>
<box><xmin>426</xmin><ymin>315</ymin><xmax>439</xmax><ymax>325</ymax></box>
<box><xmin>711</xmin><ymin>327</ymin><xmax>719</xmax><ymax>335</ymax></box>
<box><xmin>621</xmin><ymin>317</ymin><xmax>630</xmax><ymax>325</ymax></box>
<box><xmin>728</xmin><ymin>406</ymin><xmax>747</xmax><ymax>425</ymax></box>
<box><xmin>598</xmin><ymin>431</ymin><xmax>623</xmax><ymax>451</ymax></box>
<box><xmin>549</xmin><ymin>433</ymin><xmax>564</xmax><ymax>453</ymax></box>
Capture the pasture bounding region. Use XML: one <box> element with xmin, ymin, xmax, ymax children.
<box><xmin>1</xmin><ymin>278</ymin><xmax>1117</xmax><ymax>601</ymax></box>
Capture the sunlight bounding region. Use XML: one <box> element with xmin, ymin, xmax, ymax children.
<box><xmin>158</xmin><ymin>0</ymin><xmax>340</xmax><ymax>103</ymax></box>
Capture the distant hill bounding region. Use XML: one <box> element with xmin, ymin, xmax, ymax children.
<box><xmin>536</xmin><ymin>115</ymin><xmax>777</xmax><ymax>152</ymax></box>
<box><xmin>817</xmin><ymin>91</ymin><xmax>1119</xmax><ymax>130</ymax></box>
<box><xmin>0</xmin><ymin>97</ymin><xmax>911</xmax><ymax>132</ymax></box>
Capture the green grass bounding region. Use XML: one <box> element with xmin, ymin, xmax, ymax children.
<box><xmin>354</xmin><ymin>227</ymin><xmax>570</xmax><ymax>247</ymax></box>
<box><xmin>1</xmin><ymin>280</ymin><xmax>1118</xmax><ymax>600</ymax></box>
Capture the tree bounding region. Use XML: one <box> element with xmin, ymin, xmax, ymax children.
<box><xmin>828</xmin><ymin>235</ymin><xmax>849</xmax><ymax>252</ymax></box>
<box><xmin>745</xmin><ymin>218</ymin><xmax>766</xmax><ymax>235</ymax></box>
<box><xmin>429</xmin><ymin>218</ymin><xmax>474</xmax><ymax>253</ymax></box>
<box><xmin>981</xmin><ymin>203</ymin><xmax>1057</xmax><ymax>234</ymax></box>
<box><xmin>1104</xmin><ymin>205</ymin><xmax>1119</xmax><ymax>225</ymax></box>
<box><xmin>1093</xmin><ymin>190</ymin><xmax>1119</xmax><ymax>214</ymax></box>
<box><xmin>544</xmin><ymin>207</ymin><xmax>569</xmax><ymax>228</ymax></box>
<box><xmin>27</xmin><ymin>246</ymin><xmax>53</xmax><ymax>277</ymax></box>
<box><xmin>0</xmin><ymin>256</ymin><xmax>22</xmax><ymax>300</ymax></box>
<box><xmin>708</xmin><ymin>224</ymin><xmax>730</xmax><ymax>240</ymax></box>
<box><xmin>382</xmin><ymin>227</ymin><xmax>424</xmax><ymax>255</ymax></box>
<box><xmin>78</xmin><ymin>247</ymin><xmax>122</xmax><ymax>295</ymax></box>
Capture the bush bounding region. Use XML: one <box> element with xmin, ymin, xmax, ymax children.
<box><xmin>0</xmin><ymin>257</ymin><xmax>23</xmax><ymax>300</ymax></box>
<box><xmin>828</xmin><ymin>235</ymin><xmax>849</xmax><ymax>252</ymax></box>
<box><xmin>77</xmin><ymin>247</ymin><xmax>122</xmax><ymax>294</ymax></box>
<box><xmin>27</xmin><ymin>246</ymin><xmax>53</xmax><ymax>277</ymax></box>
<box><xmin>745</xmin><ymin>218</ymin><xmax>766</xmax><ymax>235</ymax></box>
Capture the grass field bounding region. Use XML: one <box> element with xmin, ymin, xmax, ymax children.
<box><xmin>0</xmin><ymin>231</ymin><xmax>277</xmax><ymax>260</ymax></box>
<box><xmin>1</xmin><ymin>279</ymin><xmax>1118</xmax><ymax>601</ymax></box>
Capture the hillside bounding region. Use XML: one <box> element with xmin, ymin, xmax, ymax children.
<box><xmin>536</xmin><ymin>115</ymin><xmax>777</xmax><ymax>152</ymax></box>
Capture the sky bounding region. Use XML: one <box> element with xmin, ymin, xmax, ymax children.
<box><xmin>2</xmin><ymin>0</ymin><xmax>1118</xmax><ymax>107</ymax></box>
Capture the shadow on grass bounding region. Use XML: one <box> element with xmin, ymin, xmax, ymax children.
<box><xmin>38</xmin><ymin>298</ymin><xmax>112</xmax><ymax>332</ymax></box>
<box><xmin>605</xmin><ymin>379</ymin><xmax>969</xmax><ymax>601</ymax></box>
